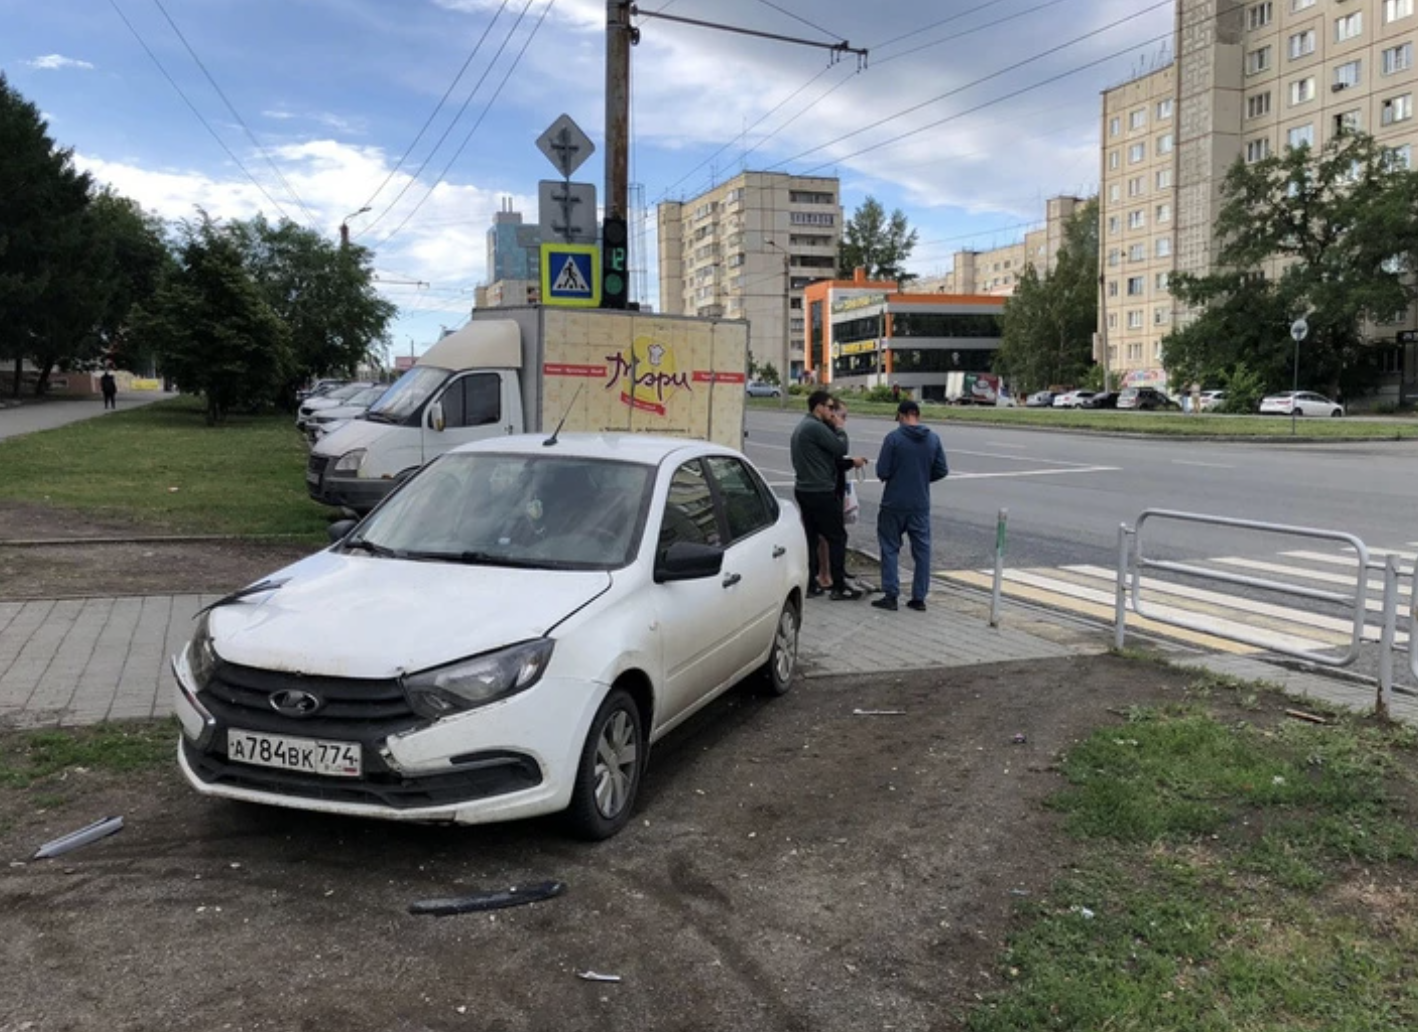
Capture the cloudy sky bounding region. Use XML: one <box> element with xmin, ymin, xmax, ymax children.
<box><xmin>4</xmin><ymin>0</ymin><xmax>1175</xmax><ymax>352</ymax></box>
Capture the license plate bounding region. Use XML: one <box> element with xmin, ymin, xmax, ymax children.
<box><xmin>227</xmin><ymin>729</ymin><xmax>362</xmax><ymax>777</ymax></box>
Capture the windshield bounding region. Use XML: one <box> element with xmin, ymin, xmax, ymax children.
<box><xmin>321</xmin><ymin>383</ymin><xmax>368</xmax><ymax>403</ymax></box>
<box><xmin>346</xmin><ymin>386</ymin><xmax>386</xmax><ymax>407</ymax></box>
<box><xmin>350</xmin><ymin>452</ymin><xmax>654</xmax><ymax>570</ymax></box>
<box><xmin>365</xmin><ymin>366</ymin><xmax>449</xmax><ymax>423</ymax></box>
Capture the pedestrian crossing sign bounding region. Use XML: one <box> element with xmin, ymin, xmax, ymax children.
<box><xmin>540</xmin><ymin>243</ymin><xmax>601</xmax><ymax>307</ymax></box>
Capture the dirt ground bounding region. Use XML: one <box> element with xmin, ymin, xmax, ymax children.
<box><xmin>0</xmin><ymin>500</ymin><xmax>1211</xmax><ymax>1031</ymax></box>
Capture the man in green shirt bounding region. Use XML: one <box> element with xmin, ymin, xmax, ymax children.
<box><xmin>791</xmin><ymin>390</ymin><xmax>867</xmax><ymax>600</ymax></box>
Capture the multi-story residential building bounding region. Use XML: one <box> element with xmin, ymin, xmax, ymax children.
<box><xmin>915</xmin><ymin>196</ymin><xmax>1085</xmax><ymax>296</ymax></box>
<box><xmin>1102</xmin><ymin>0</ymin><xmax>1418</xmax><ymax>395</ymax></box>
<box><xmin>657</xmin><ymin>172</ymin><xmax>841</xmax><ymax>382</ymax></box>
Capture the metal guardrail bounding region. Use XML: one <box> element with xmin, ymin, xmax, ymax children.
<box><xmin>1115</xmin><ymin>509</ymin><xmax>1403</xmax><ymax>720</ymax></box>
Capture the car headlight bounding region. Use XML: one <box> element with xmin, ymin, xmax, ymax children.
<box><xmin>187</xmin><ymin>611</ymin><xmax>220</xmax><ymax>690</ymax></box>
<box><xmin>333</xmin><ymin>448</ymin><xmax>366</xmax><ymax>473</ymax></box>
<box><xmin>402</xmin><ymin>640</ymin><xmax>555</xmax><ymax>719</ymax></box>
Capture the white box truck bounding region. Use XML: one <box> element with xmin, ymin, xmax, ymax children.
<box><xmin>306</xmin><ymin>307</ymin><xmax>749</xmax><ymax>512</ymax></box>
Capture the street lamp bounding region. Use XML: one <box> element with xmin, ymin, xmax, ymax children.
<box><xmin>340</xmin><ymin>206</ymin><xmax>372</xmax><ymax>247</ymax></box>
<box><xmin>765</xmin><ymin>238</ymin><xmax>791</xmax><ymax>409</ymax></box>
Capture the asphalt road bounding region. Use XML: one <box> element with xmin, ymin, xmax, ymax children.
<box><xmin>745</xmin><ymin>408</ymin><xmax>1418</xmax><ymax>571</ymax></box>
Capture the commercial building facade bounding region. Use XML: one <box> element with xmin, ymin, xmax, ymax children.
<box><xmin>1101</xmin><ymin>0</ymin><xmax>1418</xmax><ymax>395</ymax></box>
<box><xmin>657</xmin><ymin>172</ymin><xmax>842</xmax><ymax>382</ymax></box>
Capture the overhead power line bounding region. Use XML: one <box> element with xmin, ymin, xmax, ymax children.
<box><xmin>747</xmin><ymin>0</ymin><xmax>847</xmax><ymax>43</ymax></box>
<box><xmin>106</xmin><ymin>0</ymin><xmax>295</xmax><ymax>222</ymax></box>
<box><xmin>357</xmin><ymin>0</ymin><xmax>514</xmax><ymax>213</ymax></box>
<box><xmin>149</xmin><ymin>0</ymin><xmax>320</xmax><ymax>229</ymax></box>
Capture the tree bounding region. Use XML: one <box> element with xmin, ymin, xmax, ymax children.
<box><xmin>0</xmin><ymin>73</ymin><xmax>94</xmax><ymax>394</ymax></box>
<box><xmin>132</xmin><ymin>216</ymin><xmax>291</xmax><ymax>425</ymax></box>
<box><xmin>995</xmin><ymin>198</ymin><xmax>1099</xmax><ymax>391</ymax></box>
<box><xmin>838</xmin><ymin>196</ymin><xmax>918</xmax><ymax>282</ymax></box>
<box><xmin>225</xmin><ymin>216</ymin><xmax>395</xmax><ymax>405</ymax></box>
<box><xmin>1164</xmin><ymin>132</ymin><xmax>1418</xmax><ymax>400</ymax></box>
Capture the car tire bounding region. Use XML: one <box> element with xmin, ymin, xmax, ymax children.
<box><xmin>564</xmin><ymin>687</ymin><xmax>644</xmax><ymax>840</ymax></box>
<box><xmin>1292</xmin><ymin>409</ymin><xmax>1302</xmax><ymax>417</ymax></box>
<box><xmin>1331</xmin><ymin>409</ymin><xmax>1342</xmax><ymax>418</ymax></box>
<box><xmin>756</xmin><ymin>598</ymin><xmax>801</xmax><ymax>697</ymax></box>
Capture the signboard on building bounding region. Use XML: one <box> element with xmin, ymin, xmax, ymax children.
<box><xmin>831</xmin><ymin>292</ymin><xmax>888</xmax><ymax>315</ymax></box>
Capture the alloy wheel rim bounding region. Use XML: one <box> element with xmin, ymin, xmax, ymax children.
<box><xmin>773</xmin><ymin>609</ymin><xmax>798</xmax><ymax>684</ymax></box>
<box><xmin>593</xmin><ymin>710</ymin><xmax>638</xmax><ymax>818</ymax></box>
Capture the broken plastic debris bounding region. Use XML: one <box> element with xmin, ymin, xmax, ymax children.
<box><xmin>853</xmin><ymin>709</ymin><xmax>906</xmax><ymax>716</ymax></box>
<box><xmin>33</xmin><ymin>815</ymin><xmax>124</xmax><ymax>859</ymax></box>
<box><xmin>409</xmin><ymin>879</ymin><xmax>566</xmax><ymax>917</ymax></box>
<box><xmin>1011</xmin><ymin>733</ymin><xmax>1027</xmax><ymax>745</ymax></box>
<box><xmin>576</xmin><ymin>971</ymin><xmax>622</xmax><ymax>983</ymax></box>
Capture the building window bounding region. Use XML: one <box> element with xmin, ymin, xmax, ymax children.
<box><xmin>789</xmin><ymin>212</ymin><xmax>835</xmax><ymax>226</ymax></box>
<box><xmin>1156</xmin><ymin>202</ymin><xmax>1172</xmax><ymax>223</ymax></box>
<box><xmin>1156</xmin><ymin>237</ymin><xmax>1172</xmax><ymax>258</ymax></box>
<box><xmin>1109</xmin><ymin>183</ymin><xmax>1121</xmax><ymax>201</ymax></box>
<box><xmin>1157</xmin><ymin>98</ymin><xmax>1173</xmax><ymax>120</ymax></box>
<box><xmin>1387</xmin><ymin>144</ymin><xmax>1413</xmax><ymax>170</ymax></box>
<box><xmin>1156</xmin><ymin>132</ymin><xmax>1174</xmax><ymax>155</ymax></box>
<box><xmin>1287</xmin><ymin>123</ymin><xmax>1315</xmax><ymax>149</ymax></box>
<box><xmin>1246</xmin><ymin>137</ymin><xmax>1272</xmax><ymax>162</ymax></box>
<box><xmin>1335</xmin><ymin>12</ymin><xmax>1362</xmax><ymax>42</ymax></box>
<box><xmin>1127</xmin><ymin>342</ymin><xmax>1143</xmax><ymax>361</ymax></box>
<box><xmin>1154</xmin><ymin>307</ymin><xmax>1172</xmax><ymax>326</ymax></box>
<box><xmin>1107</xmin><ymin>248</ymin><xmax>1120</xmax><ymax>267</ymax></box>
<box><xmin>1108</xmin><ymin>313</ymin><xmax>1118</xmax><ymax>329</ymax></box>
<box><xmin>1382</xmin><ymin>93</ymin><xmax>1413</xmax><ymax>125</ymax></box>
<box><xmin>1128</xmin><ymin>142</ymin><xmax>1145</xmax><ymax>163</ymax></box>
<box><xmin>1127</xmin><ymin>311</ymin><xmax>1144</xmax><ymax>330</ymax></box>
<box><xmin>1156</xmin><ymin>271</ymin><xmax>1171</xmax><ymax>291</ymax></box>
<box><xmin>1288</xmin><ymin>30</ymin><xmax>1315</xmax><ymax>59</ymax></box>
<box><xmin>1128</xmin><ymin>176</ymin><xmax>1145</xmax><ymax>196</ymax></box>
<box><xmin>1128</xmin><ymin>210</ymin><xmax>1146</xmax><ymax>229</ymax></box>
<box><xmin>1126</xmin><ymin>276</ymin><xmax>1145</xmax><ymax>296</ymax></box>
<box><xmin>1108</xmin><ymin>216</ymin><xmax>1121</xmax><ymax>234</ymax></box>
<box><xmin>1334</xmin><ymin>109</ymin><xmax>1362</xmax><ymax>135</ymax></box>
<box><xmin>1291</xmin><ymin>0</ymin><xmax>1315</xmax><ymax>10</ymax></box>
<box><xmin>1247</xmin><ymin>92</ymin><xmax>1272</xmax><ymax>118</ymax></box>
<box><xmin>1334</xmin><ymin>60</ymin><xmax>1361</xmax><ymax>90</ymax></box>
<box><xmin>1109</xmin><ymin>150</ymin><xmax>1120</xmax><ymax>170</ymax></box>
<box><xmin>1129</xmin><ymin>243</ymin><xmax>1145</xmax><ymax>261</ymax></box>
<box><xmin>1383</xmin><ymin>43</ymin><xmax>1414</xmax><ymax>75</ymax></box>
<box><xmin>1109</xmin><ymin>115</ymin><xmax>1121</xmax><ymax>136</ymax></box>
<box><xmin>1385</xmin><ymin>0</ymin><xmax>1414</xmax><ymax>23</ymax></box>
<box><xmin>1156</xmin><ymin>168</ymin><xmax>1173</xmax><ymax>189</ymax></box>
<box><xmin>1107</xmin><ymin>279</ymin><xmax>1119</xmax><ymax>297</ymax></box>
<box><xmin>1290</xmin><ymin>77</ymin><xmax>1316</xmax><ymax>105</ymax></box>
<box><xmin>1248</xmin><ymin>2</ymin><xmax>1273</xmax><ymax>29</ymax></box>
<box><xmin>789</xmin><ymin>190</ymin><xmax>835</xmax><ymax>204</ymax></box>
<box><xmin>1247</xmin><ymin>46</ymin><xmax>1272</xmax><ymax>75</ymax></box>
<box><xmin>1129</xmin><ymin>109</ymin><xmax>1147</xmax><ymax>130</ymax></box>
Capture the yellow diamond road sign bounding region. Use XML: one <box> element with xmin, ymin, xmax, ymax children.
<box><xmin>540</xmin><ymin>243</ymin><xmax>601</xmax><ymax>308</ymax></box>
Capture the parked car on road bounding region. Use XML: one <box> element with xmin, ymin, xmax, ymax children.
<box><xmin>1259</xmin><ymin>391</ymin><xmax>1343</xmax><ymax>417</ymax></box>
<box><xmin>1117</xmin><ymin>387</ymin><xmax>1180</xmax><ymax>411</ymax></box>
<box><xmin>297</xmin><ymin>378</ymin><xmax>348</xmax><ymax>402</ymax></box>
<box><xmin>172</xmin><ymin>434</ymin><xmax>808</xmax><ymax>840</ymax></box>
<box><xmin>745</xmin><ymin>381</ymin><xmax>781</xmax><ymax>398</ymax></box>
<box><xmin>1197</xmin><ymin>389</ymin><xmax>1227</xmax><ymax>412</ymax></box>
<box><xmin>1024</xmin><ymin>391</ymin><xmax>1054</xmax><ymax>408</ymax></box>
<box><xmin>1081</xmin><ymin>391</ymin><xmax>1121</xmax><ymax>409</ymax></box>
<box><xmin>305</xmin><ymin>385</ymin><xmax>389</xmax><ymax>443</ymax></box>
<box><xmin>296</xmin><ymin>382</ymin><xmax>376</xmax><ymax>430</ymax></box>
<box><xmin>1052</xmin><ymin>390</ymin><xmax>1096</xmax><ymax>409</ymax></box>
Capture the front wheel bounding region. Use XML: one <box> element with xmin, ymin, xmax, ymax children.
<box><xmin>564</xmin><ymin>688</ymin><xmax>643</xmax><ymax>840</ymax></box>
<box><xmin>1291</xmin><ymin>409</ymin><xmax>1303</xmax><ymax>417</ymax></box>
<box><xmin>1331</xmin><ymin>409</ymin><xmax>1342</xmax><ymax>418</ymax></box>
<box><xmin>756</xmin><ymin>599</ymin><xmax>800</xmax><ymax>696</ymax></box>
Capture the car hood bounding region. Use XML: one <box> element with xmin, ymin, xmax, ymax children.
<box><xmin>314</xmin><ymin>404</ymin><xmax>368</xmax><ymax>421</ymax></box>
<box><xmin>310</xmin><ymin>417</ymin><xmax>401</xmax><ymax>458</ymax></box>
<box><xmin>207</xmin><ymin>550</ymin><xmax>613</xmax><ymax>678</ymax></box>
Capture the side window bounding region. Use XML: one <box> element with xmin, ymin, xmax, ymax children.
<box><xmin>659</xmin><ymin>461</ymin><xmax>722</xmax><ymax>550</ymax></box>
<box><xmin>442</xmin><ymin>374</ymin><xmax>501</xmax><ymax>428</ymax></box>
<box><xmin>705</xmin><ymin>457</ymin><xmax>773</xmax><ymax>542</ymax></box>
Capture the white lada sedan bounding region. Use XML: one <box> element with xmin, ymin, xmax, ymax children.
<box><xmin>172</xmin><ymin>434</ymin><xmax>808</xmax><ymax>839</ymax></box>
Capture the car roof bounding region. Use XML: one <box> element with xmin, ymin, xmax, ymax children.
<box><xmin>447</xmin><ymin>432</ymin><xmax>736</xmax><ymax>466</ymax></box>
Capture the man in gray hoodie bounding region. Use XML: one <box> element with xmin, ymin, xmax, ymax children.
<box><xmin>872</xmin><ymin>400</ymin><xmax>949</xmax><ymax>612</ymax></box>
<box><xmin>791</xmin><ymin>390</ymin><xmax>867</xmax><ymax>600</ymax></box>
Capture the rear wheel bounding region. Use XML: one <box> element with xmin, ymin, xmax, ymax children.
<box><xmin>1331</xmin><ymin>408</ymin><xmax>1342</xmax><ymax>418</ymax></box>
<box><xmin>564</xmin><ymin>688</ymin><xmax>643</xmax><ymax>840</ymax></box>
<box><xmin>1292</xmin><ymin>408</ymin><xmax>1303</xmax><ymax>417</ymax></box>
<box><xmin>756</xmin><ymin>599</ymin><xmax>800</xmax><ymax>696</ymax></box>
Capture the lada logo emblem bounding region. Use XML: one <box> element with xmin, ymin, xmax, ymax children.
<box><xmin>269</xmin><ymin>689</ymin><xmax>322</xmax><ymax>717</ymax></box>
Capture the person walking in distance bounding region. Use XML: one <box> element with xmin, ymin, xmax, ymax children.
<box><xmin>100</xmin><ymin>368</ymin><xmax>117</xmax><ymax>410</ymax></box>
<box><xmin>815</xmin><ymin>399</ymin><xmax>852</xmax><ymax>593</ymax></box>
<box><xmin>872</xmin><ymin>400</ymin><xmax>949</xmax><ymax>612</ymax></box>
<box><xmin>791</xmin><ymin>390</ymin><xmax>867</xmax><ymax>600</ymax></box>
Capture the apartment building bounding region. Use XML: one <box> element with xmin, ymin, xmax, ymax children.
<box><xmin>657</xmin><ymin>172</ymin><xmax>842</xmax><ymax>382</ymax></box>
<box><xmin>1101</xmin><ymin>0</ymin><xmax>1418</xmax><ymax>392</ymax></box>
<box><xmin>915</xmin><ymin>196</ymin><xmax>1085</xmax><ymax>296</ymax></box>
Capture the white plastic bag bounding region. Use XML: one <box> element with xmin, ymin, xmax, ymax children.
<box><xmin>843</xmin><ymin>481</ymin><xmax>860</xmax><ymax>525</ymax></box>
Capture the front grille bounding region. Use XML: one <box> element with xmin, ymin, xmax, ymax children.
<box><xmin>306</xmin><ymin>454</ymin><xmax>330</xmax><ymax>492</ymax></box>
<box><xmin>184</xmin><ymin>741</ymin><xmax>541</xmax><ymax>809</ymax></box>
<box><xmin>202</xmin><ymin>662</ymin><xmax>422</xmax><ymax>740</ymax></box>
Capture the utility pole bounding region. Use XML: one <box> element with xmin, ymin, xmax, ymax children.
<box><xmin>341</xmin><ymin>206</ymin><xmax>372</xmax><ymax>248</ymax></box>
<box><xmin>604</xmin><ymin>2</ymin><xmax>635</xmax><ymax>222</ymax></box>
<box><xmin>767</xmin><ymin>239</ymin><xmax>791</xmax><ymax>409</ymax></box>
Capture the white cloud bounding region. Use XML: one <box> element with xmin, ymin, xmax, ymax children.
<box><xmin>262</xmin><ymin>108</ymin><xmax>367</xmax><ymax>135</ymax></box>
<box><xmin>26</xmin><ymin>54</ymin><xmax>94</xmax><ymax>71</ymax></box>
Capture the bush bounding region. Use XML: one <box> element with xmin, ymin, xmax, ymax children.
<box><xmin>1216</xmin><ymin>363</ymin><xmax>1268</xmax><ymax>414</ymax></box>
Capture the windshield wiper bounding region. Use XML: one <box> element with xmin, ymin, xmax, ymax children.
<box><xmin>404</xmin><ymin>550</ymin><xmax>556</xmax><ymax>569</ymax></box>
<box><xmin>197</xmin><ymin>577</ymin><xmax>289</xmax><ymax>615</ymax></box>
<box><xmin>362</xmin><ymin>411</ymin><xmax>397</xmax><ymax>424</ymax></box>
<box><xmin>345</xmin><ymin>538</ymin><xmax>399</xmax><ymax>558</ymax></box>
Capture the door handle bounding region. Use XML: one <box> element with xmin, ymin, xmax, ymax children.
<box><xmin>772</xmin><ymin>546</ymin><xmax>786</xmax><ymax>558</ymax></box>
<box><xmin>721</xmin><ymin>573</ymin><xmax>742</xmax><ymax>588</ymax></box>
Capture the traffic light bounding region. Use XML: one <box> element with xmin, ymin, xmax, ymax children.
<box><xmin>601</xmin><ymin>216</ymin><xmax>628</xmax><ymax>309</ymax></box>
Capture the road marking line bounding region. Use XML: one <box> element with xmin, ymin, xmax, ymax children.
<box><xmin>984</xmin><ymin>441</ymin><xmax>1028</xmax><ymax>449</ymax></box>
<box><xmin>945</xmin><ymin>569</ymin><xmax>1257</xmax><ymax>654</ymax></box>
<box><xmin>951</xmin><ymin>449</ymin><xmax>1103</xmax><ymax>468</ymax></box>
<box><xmin>1170</xmin><ymin>460</ymin><xmax>1235</xmax><ymax>469</ymax></box>
<box><xmin>996</xmin><ymin>569</ymin><xmax>1333</xmax><ymax>653</ymax></box>
<box><xmin>1212</xmin><ymin>556</ymin><xmax>1411</xmax><ymax>597</ymax></box>
<box><xmin>1370</xmin><ymin>547</ymin><xmax>1418</xmax><ymax>561</ymax></box>
<box><xmin>1062</xmin><ymin>564</ymin><xmax>1400</xmax><ymax>644</ymax></box>
<box><xmin>1281</xmin><ymin>549</ymin><xmax>1416</xmax><ymax>570</ymax></box>
<box><xmin>948</xmin><ymin>466</ymin><xmax>1120</xmax><ymax>480</ymax></box>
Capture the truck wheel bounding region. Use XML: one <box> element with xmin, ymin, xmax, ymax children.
<box><xmin>564</xmin><ymin>688</ymin><xmax>643</xmax><ymax>840</ymax></box>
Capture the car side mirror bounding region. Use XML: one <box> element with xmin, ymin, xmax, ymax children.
<box><xmin>327</xmin><ymin>518</ymin><xmax>358</xmax><ymax>543</ymax></box>
<box><xmin>429</xmin><ymin>401</ymin><xmax>445</xmax><ymax>432</ymax></box>
<box><xmin>654</xmin><ymin>541</ymin><xmax>724</xmax><ymax>583</ymax></box>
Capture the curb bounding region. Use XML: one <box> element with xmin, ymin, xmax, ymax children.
<box><xmin>0</xmin><ymin>534</ymin><xmax>319</xmax><ymax>548</ymax></box>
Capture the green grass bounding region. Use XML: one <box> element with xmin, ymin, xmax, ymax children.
<box><xmin>0</xmin><ymin>720</ymin><xmax>176</xmax><ymax>788</ymax></box>
<box><xmin>0</xmin><ymin>396</ymin><xmax>331</xmax><ymax>538</ymax></box>
<box><xmin>968</xmin><ymin>689</ymin><xmax>1418</xmax><ymax>1031</ymax></box>
<box><xmin>749</xmin><ymin>397</ymin><xmax>1418</xmax><ymax>439</ymax></box>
